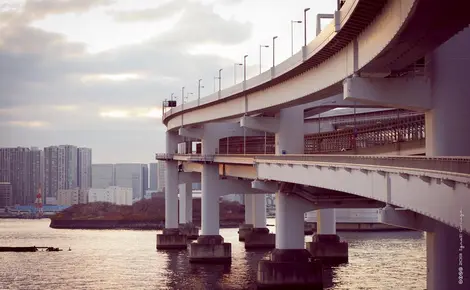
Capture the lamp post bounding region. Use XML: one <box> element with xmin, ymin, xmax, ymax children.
<box><xmin>291</xmin><ymin>20</ymin><xmax>302</xmax><ymax>56</ymax></box>
<box><xmin>218</xmin><ymin>68</ymin><xmax>223</xmax><ymax>98</ymax></box>
<box><xmin>198</xmin><ymin>79</ymin><xmax>203</xmax><ymax>105</ymax></box>
<box><xmin>243</xmin><ymin>55</ymin><xmax>248</xmax><ymax>83</ymax></box>
<box><xmin>259</xmin><ymin>44</ymin><xmax>269</xmax><ymax>74</ymax></box>
<box><xmin>234</xmin><ymin>63</ymin><xmax>242</xmax><ymax>84</ymax></box>
<box><xmin>304</xmin><ymin>8</ymin><xmax>310</xmax><ymax>47</ymax></box>
<box><xmin>272</xmin><ymin>36</ymin><xmax>278</xmax><ymax>67</ymax></box>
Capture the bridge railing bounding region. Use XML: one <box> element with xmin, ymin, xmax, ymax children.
<box><xmin>254</xmin><ymin>155</ymin><xmax>470</xmax><ymax>175</ymax></box>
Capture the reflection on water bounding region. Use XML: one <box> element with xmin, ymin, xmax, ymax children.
<box><xmin>0</xmin><ymin>219</ymin><xmax>425</xmax><ymax>289</ymax></box>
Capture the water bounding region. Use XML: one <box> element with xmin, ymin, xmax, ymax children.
<box><xmin>0</xmin><ymin>219</ymin><xmax>426</xmax><ymax>290</ymax></box>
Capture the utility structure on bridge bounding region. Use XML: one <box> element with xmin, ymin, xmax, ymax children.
<box><xmin>157</xmin><ymin>0</ymin><xmax>470</xmax><ymax>289</ymax></box>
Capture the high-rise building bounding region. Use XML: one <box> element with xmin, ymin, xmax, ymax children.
<box><xmin>149</xmin><ymin>163</ymin><xmax>158</xmax><ymax>190</ymax></box>
<box><xmin>142</xmin><ymin>164</ymin><xmax>148</xmax><ymax>196</ymax></box>
<box><xmin>0</xmin><ymin>182</ymin><xmax>13</xmax><ymax>207</ymax></box>
<box><xmin>29</xmin><ymin>147</ymin><xmax>44</xmax><ymax>202</ymax></box>
<box><xmin>61</xmin><ymin>145</ymin><xmax>78</xmax><ymax>189</ymax></box>
<box><xmin>44</xmin><ymin>146</ymin><xmax>66</xmax><ymax>200</ymax></box>
<box><xmin>92</xmin><ymin>164</ymin><xmax>115</xmax><ymax>189</ymax></box>
<box><xmin>157</xmin><ymin>161</ymin><xmax>166</xmax><ymax>192</ymax></box>
<box><xmin>114</xmin><ymin>163</ymin><xmax>144</xmax><ymax>200</ymax></box>
<box><xmin>0</xmin><ymin>147</ymin><xmax>31</xmax><ymax>205</ymax></box>
<box><xmin>78</xmin><ymin>148</ymin><xmax>92</xmax><ymax>189</ymax></box>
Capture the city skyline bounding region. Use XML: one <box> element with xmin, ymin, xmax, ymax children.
<box><xmin>0</xmin><ymin>0</ymin><xmax>336</xmax><ymax>164</ymax></box>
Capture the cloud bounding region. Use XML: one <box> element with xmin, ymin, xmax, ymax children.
<box><xmin>0</xmin><ymin>0</ymin><xmax>253</xmax><ymax>162</ymax></box>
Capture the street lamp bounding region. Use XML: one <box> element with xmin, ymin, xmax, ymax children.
<box><xmin>243</xmin><ymin>55</ymin><xmax>248</xmax><ymax>83</ymax></box>
<box><xmin>218</xmin><ymin>68</ymin><xmax>223</xmax><ymax>97</ymax></box>
<box><xmin>304</xmin><ymin>8</ymin><xmax>310</xmax><ymax>47</ymax></box>
<box><xmin>213</xmin><ymin>76</ymin><xmax>219</xmax><ymax>92</ymax></box>
<box><xmin>272</xmin><ymin>36</ymin><xmax>278</xmax><ymax>67</ymax></box>
<box><xmin>291</xmin><ymin>20</ymin><xmax>302</xmax><ymax>56</ymax></box>
<box><xmin>234</xmin><ymin>63</ymin><xmax>243</xmax><ymax>84</ymax></box>
<box><xmin>259</xmin><ymin>44</ymin><xmax>269</xmax><ymax>74</ymax></box>
<box><xmin>198</xmin><ymin>79</ymin><xmax>203</xmax><ymax>105</ymax></box>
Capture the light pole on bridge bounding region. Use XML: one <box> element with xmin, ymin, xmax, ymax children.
<box><xmin>272</xmin><ymin>36</ymin><xmax>278</xmax><ymax>68</ymax></box>
<box><xmin>218</xmin><ymin>68</ymin><xmax>223</xmax><ymax>99</ymax></box>
<box><xmin>291</xmin><ymin>20</ymin><xmax>302</xmax><ymax>56</ymax></box>
<box><xmin>259</xmin><ymin>44</ymin><xmax>269</xmax><ymax>74</ymax></box>
<box><xmin>304</xmin><ymin>8</ymin><xmax>310</xmax><ymax>47</ymax></box>
<box><xmin>198</xmin><ymin>79</ymin><xmax>204</xmax><ymax>106</ymax></box>
<box><xmin>234</xmin><ymin>63</ymin><xmax>243</xmax><ymax>84</ymax></box>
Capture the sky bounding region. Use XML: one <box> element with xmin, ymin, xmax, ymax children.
<box><xmin>0</xmin><ymin>0</ymin><xmax>337</xmax><ymax>164</ymax></box>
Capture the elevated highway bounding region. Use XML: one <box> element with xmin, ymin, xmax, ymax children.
<box><xmin>157</xmin><ymin>0</ymin><xmax>470</xmax><ymax>289</ymax></box>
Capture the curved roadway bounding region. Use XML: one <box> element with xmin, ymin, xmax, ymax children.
<box><xmin>163</xmin><ymin>0</ymin><xmax>470</xmax><ymax>131</ymax></box>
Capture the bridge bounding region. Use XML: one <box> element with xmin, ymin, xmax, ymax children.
<box><xmin>156</xmin><ymin>0</ymin><xmax>470</xmax><ymax>289</ymax></box>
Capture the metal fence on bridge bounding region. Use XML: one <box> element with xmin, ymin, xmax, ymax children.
<box><xmin>218</xmin><ymin>114</ymin><xmax>425</xmax><ymax>155</ymax></box>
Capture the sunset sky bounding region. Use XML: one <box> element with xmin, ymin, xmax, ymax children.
<box><xmin>0</xmin><ymin>0</ymin><xmax>336</xmax><ymax>163</ymax></box>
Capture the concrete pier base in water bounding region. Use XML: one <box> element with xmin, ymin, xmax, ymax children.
<box><xmin>238</xmin><ymin>223</ymin><xmax>254</xmax><ymax>241</ymax></box>
<box><xmin>189</xmin><ymin>235</ymin><xmax>231</xmax><ymax>264</ymax></box>
<box><xmin>244</xmin><ymin>228</ymin><xmax>275</xmax><ymax>250</ymax></box>
<box><xmin>179</xmin><ymin>223</ymin><xmax>199</xmax><ymax>240</ymax></box>
<box><xmin>257</xmin><ymin>249</ymin><xmax>323</xmax><ymax>289</ymax></box>
<box><xmin>156</xmin><ymin>228</ymin><xmax>188</xmax><ymax>250</ymax></box>
<box><xmin>306</xmin><ymin>234</ymin><xmax>349</xmax><ymax>265</ymax></box>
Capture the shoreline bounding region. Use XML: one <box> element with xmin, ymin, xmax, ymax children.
<box><xmin>49</xmin><ymin>219</ymin><xmax>243</xmax><ymax>230</ymax></box>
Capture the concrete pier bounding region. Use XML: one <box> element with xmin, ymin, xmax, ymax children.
<box><xmin>188</xmin><ymin>235</ymin><xmax>231</xmax><ymax>264</ymax></box>
<box><xmin>156</xmin><ymin>228</ymin><xmax>187</xmax><ymax>250</ymax></box>
<box><xmin>244</xmin><ymin>227</ymin><xmax>275</xmax><ymax>250</ymax></box>
<box><xmin>257</xmin><ymin>249</ymin><xmax>323</xmax><ymax>289</ymax></box>
<box><xmin>306</xmin><ymin>234</ymin><xmax>348</xmax><ymax>265</ymax></box>
<box><xmin>238</xmin><ymin>223</ymin><xmax>254</xmax><ymax>241</ymax></box>
<box><xmin>179</xmin><ymin>223</ymin><xmax>199</xmax><ymax>240</ymax></box>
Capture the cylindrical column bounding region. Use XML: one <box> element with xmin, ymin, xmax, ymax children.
<box><xmin>275</xmin><ymin>105</ymin><xmax>305</xmax><ymax>155</ymax></box>
<box><xmin>253</xmin><ymin>194</ymin><xmax>267</xmax><ymax>228</ymax></box>
<box><xmin>275</xmin><ymin>191</ymin><xmax>305</xmax><ymax>249</ymax></box>
<box><xmin>244</xmin><ymin>194</ymin><xmax>253</xmax><ymax>225</ymax></box>
<box><xmin>201</xmin><ymin>164</ymin><xmax>220</xmax><ymax>236</ymax></box>
<box><xmin>425</xmin><ymin>27</ymin><xmax>470</xmax><ymax>156</ymax></box>
<box><xmin>425</xmin><ymin>28</ymin><xmax>470</xmax><ymax>290</ymax></box>
<box><xmin>426</xmin><ymin>221</ymin><xmax>468</xmax><ymax>290</ymax></box>
<box><xmin>179</xmin><ymin>183</ymin><xmax>192</xmax><ymax>223</ymax></box>
<box><xmin>317</xmin><ymin>208</ymin><xmax>336</xmax><ymax>234</ymax></box>
<box><xmin>165</xmin><ymin>161</ymin><xmax>179</xmax><ymax>229</ymax></box>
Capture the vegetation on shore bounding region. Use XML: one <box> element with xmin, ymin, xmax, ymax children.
<box><xmin>51</xmin><ymin>197</ymin><xmax>245</xmax><ymax>223</ymax></box>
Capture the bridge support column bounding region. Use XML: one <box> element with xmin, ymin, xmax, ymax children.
<box><xmin>245</xmin><ymin>194</ymin><xmax>275</xmax><ymax>250</ymax></box>
<box><xmin>189</xmin><ymin>164</ymin><xmax>231</xmax><ymax>264</ymax></box>
<box><xmin>238</xmin><ymin>194</ymin><xmax>254</xmax><ymax>241</ymax></box>
<box><xmin>257</xmin><ymin>191</ymin><xmax>322</xmax><ymax>289</ymax></box>
<box><xmin>424</xmin><ymin>28</ymin><xmax>470</xmax><ymax>290</ymax></box>
<box><xmin>178</xmin><ymin>183</ymin><xmax>199</xmax><ymax>240</ymax></box>
<box><xmin>426</xmin><ymin>221</ymin><xmax>469</xmax><ymax>290</ymax></box>
<box><xmin>307</xmin><ymin>208</ymin><xmax>349</xmax><ymax>265</ymax></box>
<box><xmin>275</xmin><ymin>105</ymin><xmax>305</xmax><ymax>155</ymax></box>
<box><xmin>157</xmin><ymin>132</ymin><xmax>188</xmax><ymax>250</ymax></box>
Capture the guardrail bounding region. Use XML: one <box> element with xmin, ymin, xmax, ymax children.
<box><xmin>254</xmin><ymin>155</ymin><xmax>470</xmax><ymax>175</ymax></box>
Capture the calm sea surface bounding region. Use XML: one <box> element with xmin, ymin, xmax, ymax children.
<box><xmin>0</xmin><ymin>219</ymin><xmax>426</xmax><ymax>290</ymax></box>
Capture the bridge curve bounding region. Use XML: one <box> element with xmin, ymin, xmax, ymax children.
<box><xmin>163</xmin><ymin>0</ymin><xmax>468</xmax><ymax>130</ymax></box>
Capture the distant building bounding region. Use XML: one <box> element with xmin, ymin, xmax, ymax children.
<box><xmin>149</xmin><ymin>163</ymin><xmax>158</xmax><ymax>190</ymax></box>
<box><xmin>62</xmin><ymin>145</ymin><xmax>78</xmax><ymax>189</ymax></box>
<box><xmin>0</xmin><ymin>147</ymin><xmax>31</xmax><ymax>205</ymax></box>
<box><xmin>57</xmin><ymin>188</ymin><xmax>88</xmax><ymax>206</ymax></box>
<box><xmin>88</xmin><ymin>186</ymin><xmax>132</xmax><ymax>205</ymax></box>
<box><xmin>92</xmin><ymin>164</ymin><xmax>115</xmax><ymax>189</ymax></box>
<box><xmin>78</xmin><ymin>148</ymin><xmax>92</xmax><ymax>189</ymax></box>
<box><xmin>29</xmin><ymin>147</ymin><xmax>44</xmax><ymax>202</ymax></box>
<box><xmin>44</xmin><ymin>146</ymin><xmax>66</xmax><ymax>199</ymax></box>
<box><xmin>0</xmin><ymin>182</ymin><xmax>13</xmax><ymax>207</ymax></box>
<box><xmin>157</xmin><ymin>162</ymin><xmax>166</xmax><ymax>192</ymax></box>
<box><xmin>114</xmin><ymin>164</ymin><xmax>145</xmax><ymax>200</ymax></box>
<box><xmin>142</xmin><ymin>164</ymin><xmax>148</xmax><ymax>197</ymax></box>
